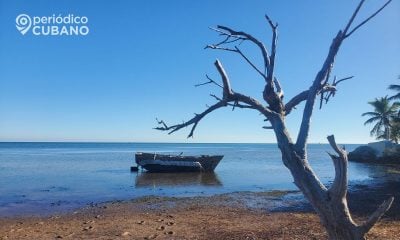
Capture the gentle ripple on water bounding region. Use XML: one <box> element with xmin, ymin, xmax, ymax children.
<box><xmin>0</xmin><ymin>142</ymin><xmax>393</xmax><ymax>216</ymax></box>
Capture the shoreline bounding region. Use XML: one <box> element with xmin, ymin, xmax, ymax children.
<box><xmin>2</xmin><ymin>174</ymin><xmax>399</xmax><ymax>218</ymax></box>
<box><xmin>0</xmin><ymin>190</ymin><xmax>300</xmax><ymax>218</ymax></box>
<box><xmin>1</xmin><ymin>182</ymin><xmax>399</xmax><ymax>239</ymax></box>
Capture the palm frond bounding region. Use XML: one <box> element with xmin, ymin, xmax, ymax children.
<box><xmin>388</xmin><ymin>94</ymin><xmax>400</xmax><ymax>101</ymax></box>
<box><xmin>361</xmin><ymin>111</ymin><xmax>380</xmax><ymax>117</ymax></box>
<box><xmin>363</xmin><ymin>116</ymin><xmax>381</xmax><ymax>125</ymax></box>
<box><xmin>388</xmin><ymin>84</ymin><xmax>400</xmax><ymax>91</ymax></box>
<box><xmin>370</xmin><ymin>121</ymin><xmax>383</xmax><ymax>137</ymax></box>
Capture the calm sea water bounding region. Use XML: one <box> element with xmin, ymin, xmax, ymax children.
<box><xmin>0</xmin><ymin>142</ymin><xmax>392</xmax><ymax>216</ymax></box>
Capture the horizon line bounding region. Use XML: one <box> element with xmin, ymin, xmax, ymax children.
<box><xmin>0</xmin><ymin>141</ymin><xmax>366</xmax><ymax>145</ymax></box>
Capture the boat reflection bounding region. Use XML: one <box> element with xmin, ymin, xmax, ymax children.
<box><xmin>134</xmin><ymin>172</ymin><xmax>223</xmax><ymax>187</ymax></box>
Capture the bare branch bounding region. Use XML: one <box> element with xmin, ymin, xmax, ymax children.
<box><xmin>233</xmin><ymin>92</ymin><xmax>274</xmax><ymax>117</ymax></box>
<box><xmin>335</xmin><ymin>76</ymin><xmax>353</xmax><ymax>85</ymax></box>
<box><xmin>265</xmin><ymin>14</ymin><xmax>278</xmax><ymax>79</ymax></box>
<box><xmin>154</xmin><ymin>100</ymin><xmax>228</xmax><ymax>137</ymax></box>
<box><xmin>194</xmin><ymin>81</ymin><xmax>214</xmax><ymax>88</ymax></box>
<box><xmin>263</xmin><ymin>126</ymin><xmax>274</xmax><ymax>130</ymax></box>
<box><xmin>234</xmin><ymin>46</ymin><xmax>266</xmax><ymax>80</ymax></box>
<box><xmin>273</xmin><ymin>77</ymin><xmax>284</xmax><ymax>99</ymax></box>
<box><xmin>324</xmin><ymin>76</ymin><xmax>354</xmax><ymax>104</ymax></box>
<box><xmin>228</xmin><ymin>100</ymin><xmax>256</xmax><ymax>111</ymax></box>
<box><xmin>360</xmin><ymin>196</ymin><xmax>394</xmax><ymax>234</ymax></box>
<box><xmin>266</xmin><ymin>16</ymin><xmax>278</xmax><ymax>87</ymax></box>
<box><xmin>247</xmin><ymin>14</ymin><xmax>284</xmax><ymax>113</ymax></box>
<box><xmin>214</xmin><ymin>59</ymin><xmax>233</xmax><ymax>99</ymax></box>
<box><xmin>210</xmin><ymin>93</ymin><xmax>222</xmax><ymax>101</ymax></box>
<box><xmin>285</xmin><ymin>90</ymin><xmax>308</xmax><ymax>115</ymax></box>
<box><xmin>211</xmin><ymin>25</ymin><xmax>271</xmax><ymax>79</ymax></box>
<box><xmin>206</xmin><ymin>29</ymin><xmax>270</xmax><ymax>83</ymax></box>
<box><xmin>292</xmin><ymin>0</ymin><xmax>393</xmax><ymax>153</ymax></box>
<box><xmin>155</xmin><ymin>59</ymin><xmax>273</xmax><ymax>137</ymax></box>
<box><xmin>210</xmin><ymin>94</ymin><xmax>255</xmax><ymax>110</ymax></box>
<box><xmin>343</xmin><ymin>0</ymin><xmax>366</xmax><ymax>35</ymax></box>
<box><xmin>265</xmin><ymin>14</ymin><xmax>278</xmax><ymax>29</ymax></box>
<box><xmin>195</xmin><ymin>74</ymin><xmax>223</xmax><ymax>88</ymax></box>
<box><xmin>208</xmin><ymin>17</ymin><xmax>285</xmax><ymax>108</ymax></box>
<box><xmin>209</xmin><ymin>34</ymin><xmax>244</xmax><ymax>48</ymax></box>
<box><xmin>327</xmin><ymin>135</ymin><xmax>347</xmax><ymax>167</ymax></box>
<box><xmin>214</xmin><ymin>59</ymin><xmax>273</xmax><ymax>116</ymax></box>
<box><xmin>155</xmin><ymin>92</ymin><xmax>271</xmax><ymax>138</ymax></box>
<box><xmin>205</xmin><ymin>45</ymin><xmax>238</xmax><ymax>52</ymax></box>
<box><xmin>208</xmin><ymin>27</ymin><xmax>247</xmax><ymax>41</ymax></box>
<box><xmin>285</xmin><ymin>76</ymin><xmax>351</xmax><ymax>115</ymax></box>
<box><xmin>295</xmin><ymin>28</ymin><xmax>346</xmax><ymax>154</ymax></box>
<box><xmin>156</xmin><ymin>118</ymin><xmax>168</xmax><ymax>129</ymax></box>
<box><xmin>345</xmin><ymin>0</ymin><xmax>393</xmax><ymax>38</ymax></box>
<box><xmin>327</xmin><ymin>135</ymin><xmax>348</xmax><ymax>198</ymax></box>
<box><xmin>319</xmin><ymin>91</ymin><xmax>325</xmax><ymax>110</ymax></box>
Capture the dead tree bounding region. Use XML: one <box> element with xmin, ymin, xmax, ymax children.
<box><xmin>155</xmin><ymin>1</ymin><xmax>394</xmax><ymax>239</ymax></box>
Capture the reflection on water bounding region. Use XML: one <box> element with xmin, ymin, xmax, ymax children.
<box><xmin>1</xmin><ymin>142</ymin><xmax>399</xmax><ymax>216</ymax></box>
<box><xmin>135</xmin><ymin>172</ymin><xmax>222</xmax><ymax>187</ymax></box>
<box><xmin>350</xmin><ymin>162</ymin><xmax>400</xmax><ymax>182</ymax></box>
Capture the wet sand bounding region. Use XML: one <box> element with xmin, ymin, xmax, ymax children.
<box><xmin>1</xmin><ymin>184</ymin><xmax>399</xmax><ymax>240</ymax></box>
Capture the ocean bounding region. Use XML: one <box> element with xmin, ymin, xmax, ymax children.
<box><xmin>0</xmin><ymin>142</ymin><xmax>392</xmax><ymax>216</ymax></box>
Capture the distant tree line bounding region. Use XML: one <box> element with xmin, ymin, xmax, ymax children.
<box><xmin>363</xmin><ymin>76</ymin><xmax>400</xmax><ymax>143</ymax></box>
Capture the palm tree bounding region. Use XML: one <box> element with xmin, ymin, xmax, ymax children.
<box><xmin>377</xmin><ymin>118</ymin><xmax>400</xmax><ymax>143</ymax></box>
<box><xmin>388</xmin><ymin>76</ymin><xmax>400</xmax><ymax>101</ymax></box>
<box><xmin>362</xmin><ymin>96</ymin><xmax>399</xmax><ymax>140</ymax></box>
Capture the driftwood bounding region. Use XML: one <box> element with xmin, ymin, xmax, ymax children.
<box><xmin>155</xmin><ymin>1</ymin><xmax>393</xmax><ymax>239</ymax></box>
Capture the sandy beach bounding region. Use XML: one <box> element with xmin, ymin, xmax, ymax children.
<box><xmin>1</xmin><ymin>182</ymin><xmax>399</xmax><ymax>240</ymax></box>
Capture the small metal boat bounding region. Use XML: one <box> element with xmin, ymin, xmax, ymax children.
<box><xmin>135</xmin><ymin>152</ymin><xmax>223</xmax><ymax>172</ymax></box>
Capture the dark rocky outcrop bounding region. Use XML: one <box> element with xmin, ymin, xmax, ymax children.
<box><xmin>349</xmin><ymin>145</ymin><xmax>400</xmax><ymax>164</ymax></box>
<box><xmin>348</xmin><ymin>146</ymin><xmax>377</xmax><ymax>162</ymax></box>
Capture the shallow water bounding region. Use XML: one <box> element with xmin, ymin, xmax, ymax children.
<box><xmin>0</xmin><ymin>142</ymin><xmax>396</xmax><ymax>216</ymax></box>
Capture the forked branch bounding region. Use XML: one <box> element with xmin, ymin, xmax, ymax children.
<box><xmin>285</xmin><ymin>76</ymin><xmax>353</xmax><ymax>115</ymax></box>
<box><xmin>206</xmin><ymin>14</ymin><xmax>281</xmax><ymax>96</ymax></box>
<box><xmin>344</xmin><ymin>0</ymin><xmax>393</xmax><ymax>38</ymax></box>
<box><xmin>327</xmin><ymin>134</ymin><xmax>394</xmax><ymax>236</ymax></box>
<box><xmin>360</xmin><ymin>196</ymin><xmax>394</xmax><ymax>234</ymax></box>
<box><xmin>295</xmin><ymin>0</ymin><xmax>391</xmax><ymax>154</ymax></box>
<box><xmin>321</xmin><ymin>76</ymin><xmax>353</xmax><ymax>108</ymax></box>
<box><xmin>327</xmin><ymin>135</ymin><xmax>348</xmax><ymax>198</ymax></box>
<box><xmin>265</xmin><ymin>15</ymin><xmax>278</xmax><ymax>89</ymax></box>
<box><xmin>207</xmin><ymin>25</ymin><xmax>271</xmax><ymax>75</ymax></box>
<box><xmin>194</xmin><ymin>74</ymin><xmax>223</xmax><ymax>89</ymax></box>
<box><xmin>205</xmin><ymin>15</ymin><xmax>285</xmax><ymax>114</ymax></box>
<box><xmin>155</xmin><ymin>60</ymin><xmax>273</xmax><ymax>137</ymax></box>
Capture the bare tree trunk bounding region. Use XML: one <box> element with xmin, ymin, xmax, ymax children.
<box><xmin>272</xmin><ymin>117</ymin><xmax>393</xmax><ymax>240</ymax></box>
<box><xmin>385</xmin><ymin>125</ymin><xmax>391</xmax><ymax>141</ymax></box>
<box><xmin>155</xmin><ymin>1</ymin><xmax>394</xmax><ymax>239</ymax></box>
<box><xmin>316</xmin><ymin>202</ymin><xmax>364</xmax><ymax>240</ymax></box>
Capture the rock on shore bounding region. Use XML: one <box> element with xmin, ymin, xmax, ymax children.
<box><xmin>348</xmin><ymin>145</ymin><xmax>400</xmax><ymax>164</ymax></box>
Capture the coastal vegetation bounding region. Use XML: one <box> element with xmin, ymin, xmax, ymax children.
<box><xmin>156</xmin><ymin>1</ymin><xmax>394</xmax><ymax>239</ymax></box>
<box><xmin>362</xmin><ymin>79</ymin><xmax>400</xmax><ymax>143</ymax></box>
<box><xmin>388</xmin><ymin>79</ymin><xmax>400</xmax><ymax>101</ymax></box>
<box><xmin>349</xmin><ymin>79</ymin><xmax>400</xmax><ymax>164</ymax></box>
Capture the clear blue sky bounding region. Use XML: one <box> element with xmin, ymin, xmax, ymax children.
<box><xmin>0</xmin><ymin>0</ymin><xmax>399</xmax><ymax>143</ymax></box>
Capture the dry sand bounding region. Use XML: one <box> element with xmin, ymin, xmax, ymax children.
<box><xmin>1</xmin><ymin>191</ymin><xmax>399</xmax><ymax>240</ymax></box>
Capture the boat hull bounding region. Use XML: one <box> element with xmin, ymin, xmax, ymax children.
<box><xmin>135</xmin><ymin>152</ymin><xmax>223</xmax><ymax>172</ymax></box>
